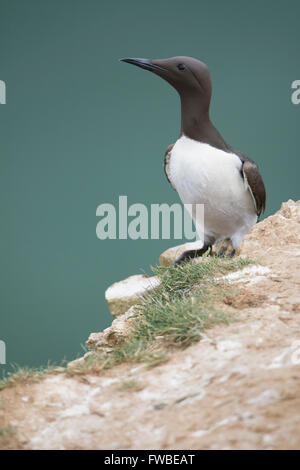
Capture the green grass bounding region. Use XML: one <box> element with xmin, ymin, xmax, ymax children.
<box><xmin>0</xmin><ymin>364</ymin><xmax>63</xmax><ymax>391</ymax></box>
<box><xmin>1</xmin><ymin>255</ymin><xmax>253</xmax><ymax>387</ymax></box>
<box><xmin>68</xmin><ymin>255</ymin><xmax>253</xmax><ymax>373</ymax></box>
<box><xmin>0</xmin><ymin>424</ymin><xmax>17</xmax><ymax>439</ymax></box>
<box><xmin>117</xmin><ymin>379</ymin><xmax>144</xmax><ymax>392</ymax></box>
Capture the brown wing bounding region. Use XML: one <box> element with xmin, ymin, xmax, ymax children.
<box><xmin>242</xmin><ymin>160</ymin><xmax>266</xmax><ymax>218</ymax></box>
<box><xmin>164</xmin><ymin>144</ymin><xmax>175</xmax><ymax>189</ymax></box>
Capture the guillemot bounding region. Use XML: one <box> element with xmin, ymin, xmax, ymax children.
<box><xmin>120</xmin><ymin>56</ymin><xmax>266</xmax><ymax>264</ymax></box>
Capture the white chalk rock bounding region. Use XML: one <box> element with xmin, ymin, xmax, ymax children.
<box><xmin>105</xmin><ymin>274</ymin><xmax>160</xmax><ymax>317</ymax></box>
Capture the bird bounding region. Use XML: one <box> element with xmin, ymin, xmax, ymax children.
<box><xmin>120</xmin><ymin>56</ymin><xmax>266</xmax><ymax>264</ymax></box>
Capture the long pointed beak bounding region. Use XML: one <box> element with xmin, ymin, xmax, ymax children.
<box><xmin>120</xmin><ymin>57</ymin><xmax>166</xmax><ymax>73</ymax></box>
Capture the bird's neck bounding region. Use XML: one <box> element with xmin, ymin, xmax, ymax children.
<box><xmin>179</xmin><ymin>94</ymin><xmax>230</xmax><ymax>151</ymax></box>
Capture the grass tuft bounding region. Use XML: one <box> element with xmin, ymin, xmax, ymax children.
<box><xmin>0</xmin><ymin>363</ymin><xmax>62</xmax><ymax>391</ymax></box>
<box><xmin>67</xmin><ymin>255</ymin><xmax>253</xmax><ymax>373</ymax></box>
<box><xmin>0</xmin><ymin>424</ymin><xmax>17</xmax><ymax>439</ymax></box>
<box><xmin>117</xmin><ymin>379</ymin><xmax>144</xmax><ymax>392</ymax></box>
<box><xmin>1</xmin><ymin>256</ymin><xmax>254</xmax><ymax>388</ymax></box>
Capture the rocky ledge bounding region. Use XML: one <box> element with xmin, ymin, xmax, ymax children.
<box><xmin>0</xmin><ymin>200</ymin><xmax>300</xmax><ymax>450</ymax></box>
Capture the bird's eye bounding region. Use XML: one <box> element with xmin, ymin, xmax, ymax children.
<box><xmin>177</xmin><ymin>63</ymin><xmax>185</xmax><ymax>71</ymax></box>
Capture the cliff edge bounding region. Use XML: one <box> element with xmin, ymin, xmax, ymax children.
<box><xmin>0</xmin><ymin>200</ymin><xmax>299</xmax><ymax>450</ymax></box>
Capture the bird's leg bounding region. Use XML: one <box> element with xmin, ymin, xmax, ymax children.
<box><xmin>174</xmin><ymin>244</ymin><xmax>212</xmax><ymax>266</ymax></box>
<box><xmin>215</xmin><ymin>238</ymin><xmax>236</xmax><ymax>258</ymax></box>
<box><xmin>216</xmin><ymin>245</ymin><xmax>227</xmax><ymax>258</ymax></box>
<box><xmin>218</xmin><ymin>246</ymin><xmax>236</xmax><ymax>258</ymax></box>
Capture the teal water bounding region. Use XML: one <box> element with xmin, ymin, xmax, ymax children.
<box><xmin>1</xmin><ymin>0</ymin><xmax>299</xmax><ymax>377</ymax></box>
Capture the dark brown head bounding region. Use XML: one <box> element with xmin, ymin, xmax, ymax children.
<box><xmin>120</xmin><ymin>56</ymin><xmax>229</xmax><ymax>146</ymax></box>
<box><xmin>120</xmin><ymin>56</ymin><xmax>212</xmax><ymax>115</ymax></box>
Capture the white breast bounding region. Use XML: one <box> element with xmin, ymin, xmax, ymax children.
<box><xmin>167</xmin><ymin>135</ymin><xmax>257</xmax><ymax>246</ymax></box>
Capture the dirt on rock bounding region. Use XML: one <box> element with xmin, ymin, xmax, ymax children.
<box><xmin>1</xmin><ymin>200</ymin><xmax>300</xmax><ymax>450</ymax></box>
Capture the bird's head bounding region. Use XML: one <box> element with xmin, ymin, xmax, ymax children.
<box><xmin>120</xmin><ymin>56</ymin><xmax>212</xmax><ymax>110</ymax></box>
